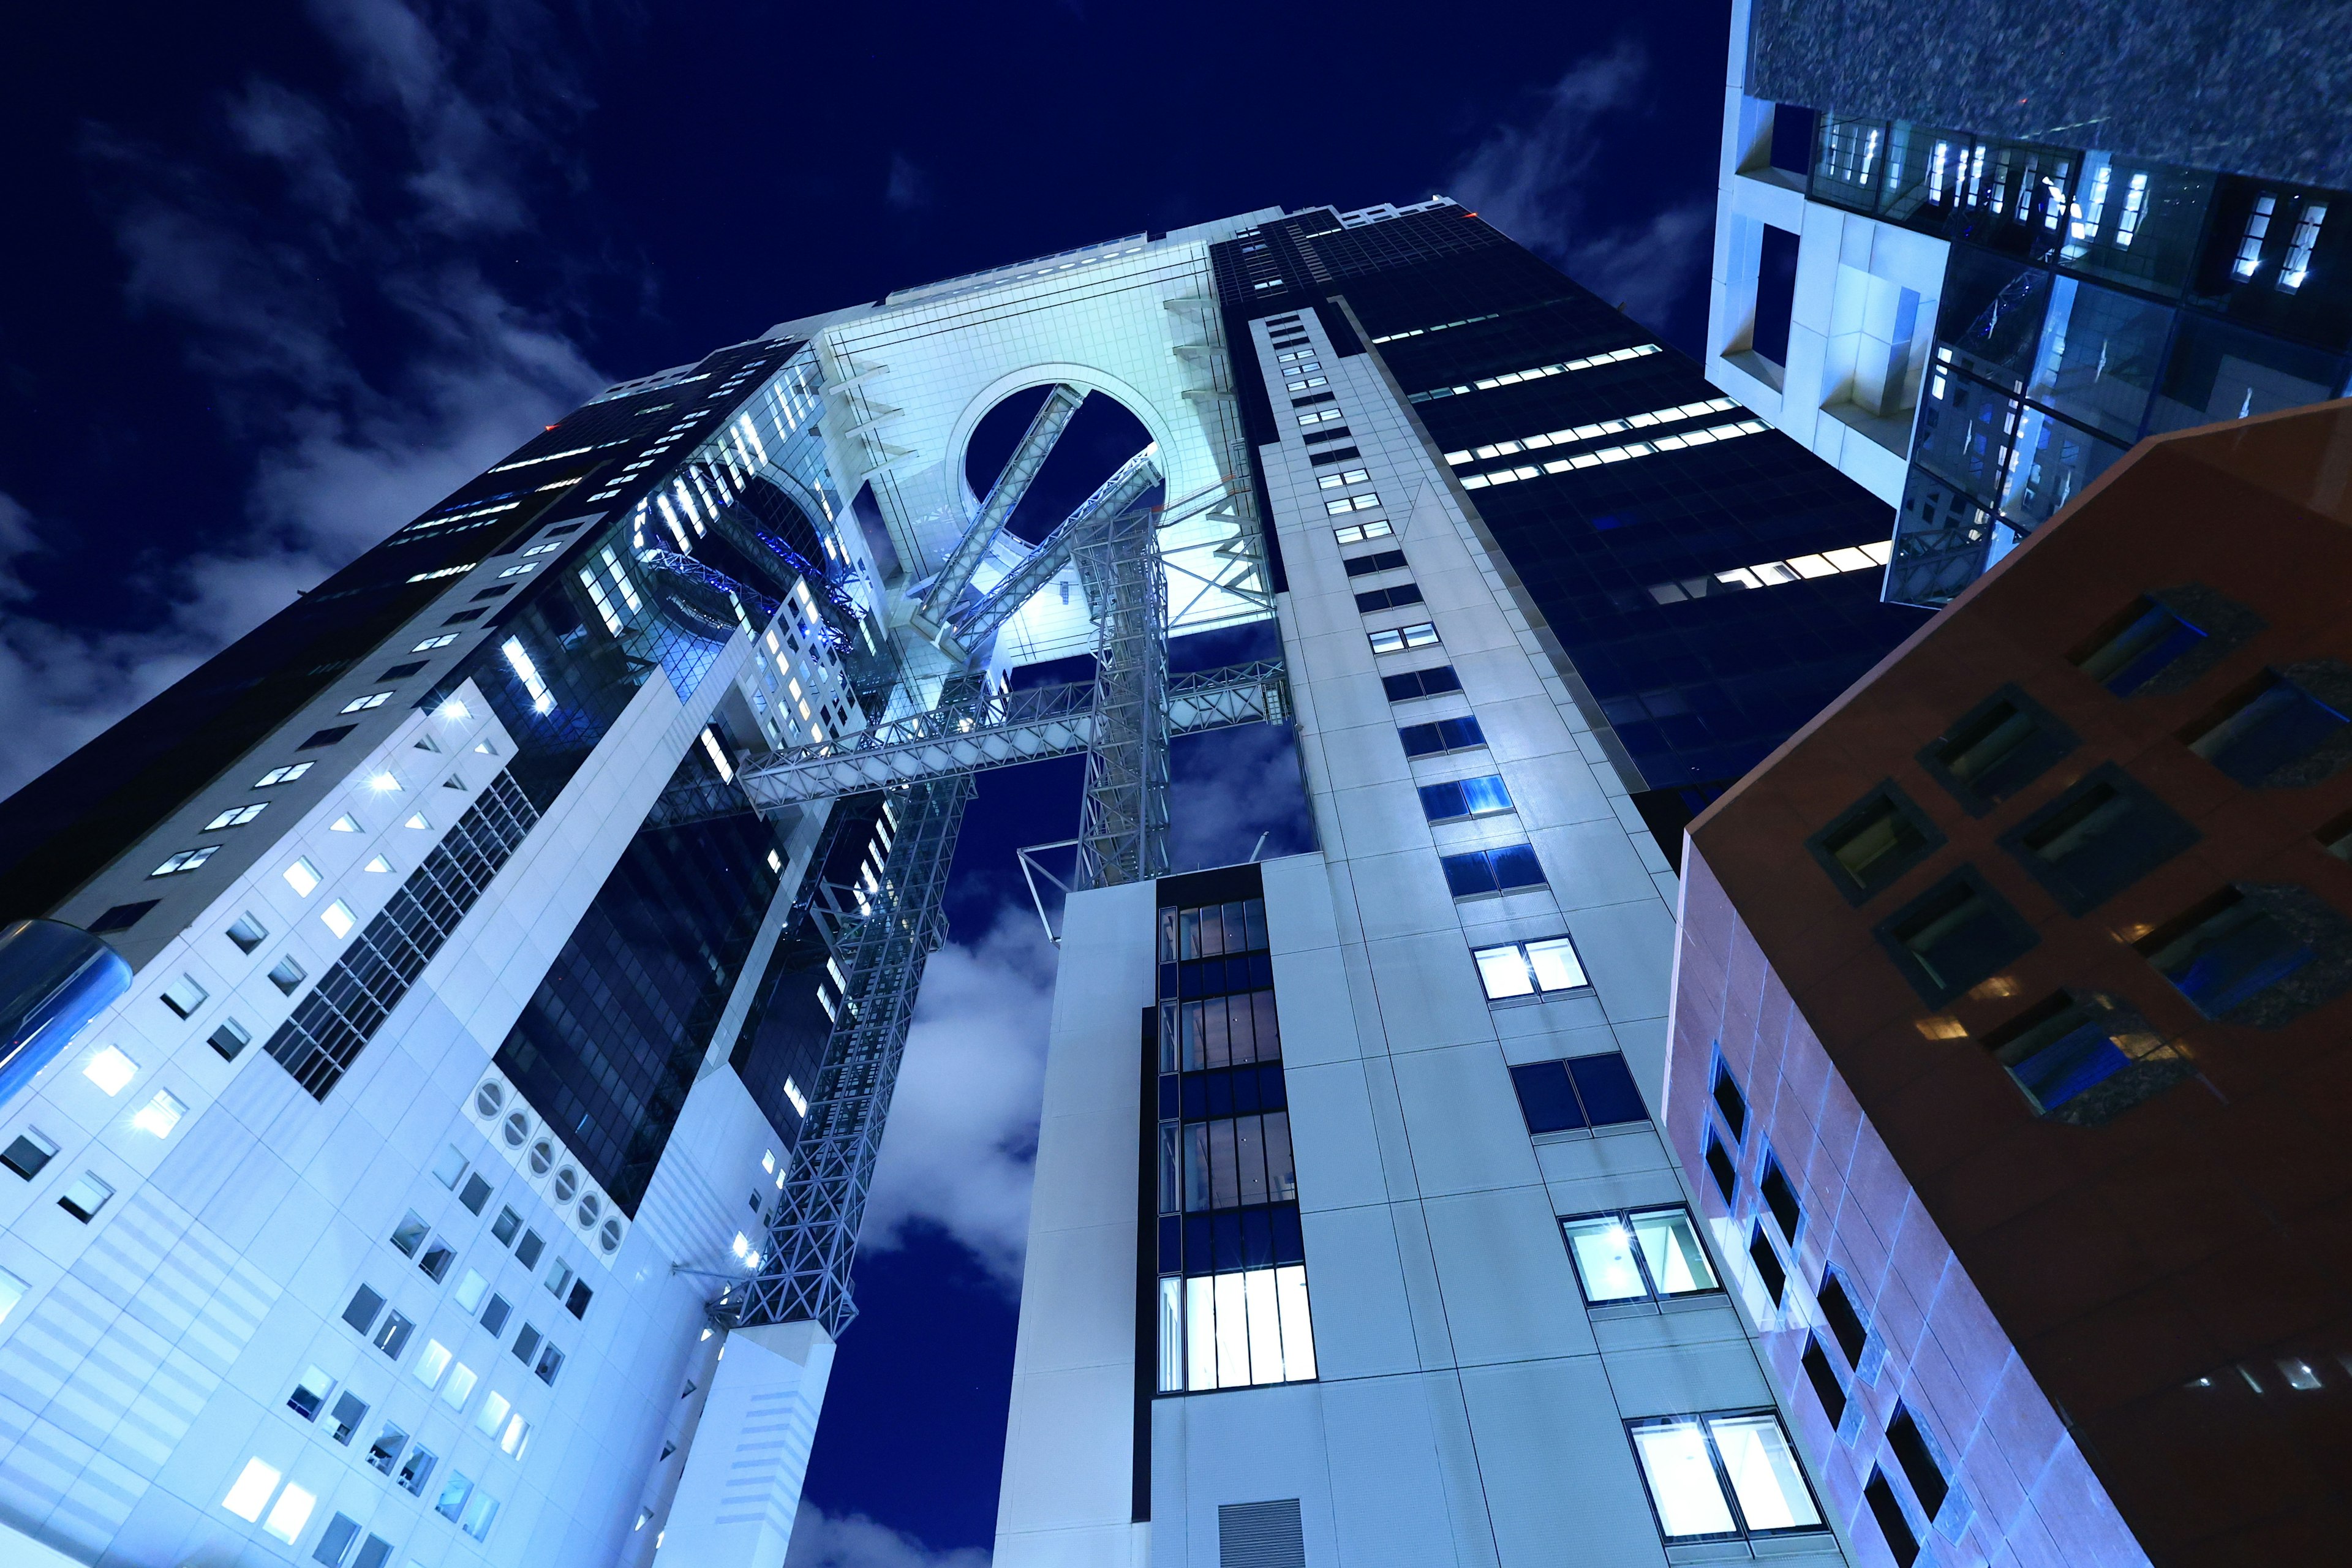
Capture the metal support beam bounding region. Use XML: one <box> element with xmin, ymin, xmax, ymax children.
<box><xmin>737</xmin><ymin>773</ymin><xmax>973</xmax><ymax>1337</ymax></box>
<box><xmin>725</xmin><ymin>661</ymin><xmax>1286</xmax><ymax>809</ymax></box>
<box><xmin>951</xmin><ymin>444</ymin><xmax>1161</xmax><ymax>646</ymax></box>
<box><xmin>918</xmin><ymin>383</ymin><xmax>1086</xmax><ymax>613</ymax></box>
<box><xmin>1071</xmin><ymin>498</ymin><xmax>1169</xmax><ymax>890</ymax></box>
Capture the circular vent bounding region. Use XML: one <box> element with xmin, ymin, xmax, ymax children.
<box><xmin>473</xmin><ymin>1081</ymin><xmax>504</xmax><ymax>1119</ymax></box>
<box><xmin>503</xmin><ymin>1111</ymin><xmax>529</xmax><ymax>1148</ymax></box>
<box><xmin>529</xmin><ymin>1138</ymin><xmax>555</xmax><ymax>1177</ymax></box>
<box><xmin>552</xmin><ymin>1166</ymin><xmax>579</xmax><ymax>1204</ymax></box>
<box><xmin>599</xmin><ymin>1217</ymin><xmax>624</xmax><ymax>1254</ymax></box>
<box><xmin>575</xmin><ymin>1193</ymin><xmax>601</xmax><ymax>1228</ymax></box>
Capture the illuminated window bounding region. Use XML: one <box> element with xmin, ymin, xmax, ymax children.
<box><xmin>2235</xmin><ymin>194</ymin><xmax>2278</xmax><ymax>278</ymax></box>
<box><xmin>254</xmin><ymin>762</ymin><xmax>313</xmax><ymax>786</ymax></box>
<box><xmin>1561</xmin><ymin>1207</ymin><xmax>1719</xmax><ymax>1304</ymax></box>
<box><xmin>202</xmin><ymin>804</ymin><xmax>267</xmax><ymax>830</ymax></box>
<box><xmin>1471</xmin><ymin>935</ymin><xmax>1587</xmax><ymax>998</ymax></box>
<box><xmin>149</xmin><ymin>845</ymin><xmax>220</xmax><ymax>877</ymax></box>
<box><xmin>339</xmin><ymin>692</ymin><xmax>393</xmax><ymax>714</ymax></box>
<box><xmin>1627</xmin><ymin>1411</ymin><xmax>1823</xmax><ymax>1542</ymax></box>
<box><xmin>2281</xmin><ymin>203</ymin><xmax>2327</xmax><ymax>291</ymax></box>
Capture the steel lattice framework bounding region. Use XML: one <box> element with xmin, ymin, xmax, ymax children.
<box><xmin>736</xmin><ymin>772</ymin><xmax>972</xmax><ymax>1336</ymax></box>
<box><xmin>1071</xmin><ymin>496</ymin><xmax>1170</xmax><ymax>889</ymax></box>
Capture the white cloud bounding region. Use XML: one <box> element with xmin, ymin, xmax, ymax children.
<box><xmin>1169</xmin><ymin>723</ymin><xmax>1314</xmax><ymax>874</ymax></box>
<box><xmin>859</xmin><ymin>906</ymin><xmax>1058</xmax><ymax>1289</ymax></box>
<box><xmin>786</xmin><ymin>1506</ymin><xmax>990</xmax><ymax>1568</ymax></box>
<box><xmin>1445</xmin><ymin>42</ymin><xmax>1712</xmax><ymax>333</ymax></box>
<box><xmin>1</xmin><ymin>0</ymin><xmax>608</xmax><ymax>802</ymax></box>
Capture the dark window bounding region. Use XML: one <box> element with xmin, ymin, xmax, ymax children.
<box><xmin>1758</xmin><ymin>1154</ymin><xmax>1801</xmax><ymax>1242</ymax></box>
<box><xmin>89</xmin><ymin>901</ymin><xmax>157</xmax><ymax>934</ymax></box>
<box><xmin>481</xmin><ymin>1294</ymin><xmax>512</xmax><ymax>1335</ymax></box>
<box><xmin>1801</xmin><ymin>1335</ymin><xmax>1847</xmax><ymax>1425</ymax></box>
<box><xmin>1887</xmin><ymin>1406</ymin><xmax>1950</xmax><ymax>1519</ymax></box>
<box><xmin>1751</xmin><ymin>224</ymin><xmax>1800</xmax><ymax>365</ymax></box>
<box><xmin>443</xmin><ymin>609</ymin><xmax>487</xmax><ymax>625</ymax></box>
<box><xmin>1355</xmin><ymin>582</ymin><xmax>1425</xmax><ymax>612</ymax></box>
<box><xmin>566</xmin><ymin>1280</ymin><xmax>594</xmax><ymax>1319</ymax></box>
<box><xmin>1864</xmin><ymin>1468</ymin><xmax>1920</xmax><ymax>1568</ymax></box>
<box><xmin>1999</xmin><ymin>763</ymin><xmax>2198</xmax><ymax>913</ymax></box>
<box><xmin>1400</xmin><ymin>717</ymin><xmax>1484</xmax><ymax>756</ymax></box>
<box><xmin>327</xmin><ymin>1392</ymin><xmax>368</xmax><ymax>1446</ymax></box>
<box><xmin>1876</xmin><ymin>869</ymin><xmax>2038</xmax><ymax>1006</ymax></box>
<box><xmin>516</xmin><ymin>1229</ymin><xmax>546</xmax><ymax>1270</ymax></box>
<box><xmin>1308</xmin><ymin>447</ymin><xmax>1361</xmax><ymax>466</ymax></box>
<box><xmin>1417</xmin><ymin>774</ymin><xmax>1512</xmax><ymax>822</ymax></box>
<box><xmin>1303</xmin><ymin>427</ymin><xmax>1353</xmax><ymax>445</ymax></box>
<box><xmin>2183</xmin><ymin>667</ymin><xmax>2352</xmax><ymax>787</ymax></box>
<box><xmin>458</xmin><ymin>1174</ymin><xmax>492</xmax><ymax>1213</ymax></box>
<box><xmin>341</xmin><ymin>1285</ymin><xmax>385</xmax><ymax>1335</ymax></box>
<box><xmin>396</xmin><ymin>1445</ymin><xmax>434</xmax><ymax>1497</ymax></box>
<box><xmin>1809</xmin><ymin>785</ymin><xmax>1942</xmax><ymax>902</ymax></box>
<box><xmin>1818</xmin><ymin>1269</ymin><xmax>1869</xmax><ymax>1365</ymax></box>
<box><xmin>418</xmin><ymin>1238</ymin><xmax>455</xmax><ymax>1282</ymax></box>
<box><xmin>2136</xmin><ymin>886</ymin><xmax>2336</xmax><ymax>1021</ymax></box>
<box><xmin>470</xmin><ymin>586</ymin><xmax>512</xmax><ymax>601</ymax></box>
<box><xmin>2071</xmin><ymin>595</ymin><xmax>2207</xmax><ymax>695</ymax></box>
<box><xmin>492</xmin><ymin>1205</ymin><xmax>523</xmax><ymax>1245</ymax></box>
<box><xmin>1748</xmin><ymin>1226</ymin><xmax>1787</xmax><ymax>1304</ymax></box>
<box><xmin>378</xmin><ymin>662</ymin><xmax>427</xmax><ymax>680</ymax></box>
<box><xmin>313</xmin><ymin>1513</ymin><xmax>363</xmax><ymax>1566</ymax></box>
<box><xmin>1507</xmin><ymin>1054</ymin><xmax>1646</xmax><ymax>1134</ymax></box>
<box><xmin>353</xmin><ymin>1536</ymin><xmax>393</xmax><ymax>1568</ymax></box>
<box><xmin>1344</xmin><ymin>549</ymin><xmax>1408</xmax><ymax>577</ymax></box>
<box><xmin>1383</xmin><ymin>666</ymin><xmax>1463</xmax><ymax>701</ymax></box>
<box><xmin>1292</xmin><ymin>391</ymin><xmax>1336</xmax><ymax>407</ymax></box>
<box><xmin>513</xmin><ymin>1323</ymin><xmax>541</xmax><ymax>1363</ymax></box>
<box><xmin>372</xmin><ymin>1310</ymin><xmax>413</xmax><ymax>1359</ymax></box>
<box><xmin>1441</xmin><ymin>844</ymin><xmax>1545</xmax><ymax>897</ymax></box>
<box><xmin>1</xmin><ymin>1131</ymin><xmax>57</xmax><ymax>1180</ymax></box>
<box><xmin>1711</xmin><ymin>1061</ymin><xmax>1747</xmax><ymax>1141</ymax></box>
<box><xmin>535</xmin><ymin>1342</ymin><xmax>564</xmax><ymax>1384</ymax></box>
<box><xmin>1918</xmin><ymin>685</ymin><xmax>2074</xmax><ymax>813</ymax></box>
<box><xmin>208</xmin><ymin>1020</ymin><xmax>252</xmax><ymax>1061</ymax></box>
<box><xmin>298</xmin><ymin>725</ymin><xmax>356</xmax><ymax>750</ymax></box>
<box><xmin>1705</xmin><ymin>1129</ymin><xmax>1738</xmax><ymax>1202</ymax></box>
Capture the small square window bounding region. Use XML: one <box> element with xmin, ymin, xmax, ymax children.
<box><xmin>390</xmin><ymin>1211</ymin><xmax>429</xmax><ymax>1256</ymax></box>
<box><xmin>435</xmin><ymin>1471</ymin><xmax>474</xmax><ymax>1522</ymax></box>
<box><xmin>1983</xmin><ymin>989</ymin><xmax>2192</xmax><ymax>1123</ymax></box>
<box><xmin>225</xmin><ymin>913</ymin><xmax>268</xmax><ymax>952</ymax></box>
<box><xmin>1863</xmin><ymin>1467</ymin><xmax>1920</xmax><ymax>1567</ymax></box>
<box><xmin>0</xmin><ymin>1266</ymin><xmax>23</xmax><ymax>1326</ymax></box>
<box><xmin>1757</xmin><ymin>1155</ymin><xmax>1802</xmax><ymax>1243</ymax></box>
<box><xmin>2</xmin><ymin>1128</ymin><xmax>59</xmax><ymax>1180</ymax></box>
<box><xmin>1885</xmin><ymin>1405</ymin><xmax>1950</xmax><ymax>1519</ymax></box>
<box><xmin>1999</xmin><ymin>763</ymin><xmax>2198</xmax><ymax>914</ymax></box>
<box><xmin>431</xmin><ymin>1145</ymin><xmax>469</xmax><ymax>1189</ymax></box>
<box><xmin>327</xmin><ymin>1392</ymin><xmax>368</xmax><ymax>1446</ymax></box>
<box><xmin>440</xmin><ymin>1360</ymin><xmax>478</xmax><ymax>1409</ymax></box>
<box><xmin>298</xmin><ymin>725</ymin><xmax>356</xmax><ymax>750</ymax></box>
<box><xmin>418</xmin><ymin>1237</ymin><xmax>456</xmax><ymax>1282</ymax></box>
<box><xmin>533</xmin><ymin>1342</ymin><xmax>564</xmax><ymax>1384</ymax></box>
<box><xmin>2070</xmin><ymin>590</ymin><xmax>2252</xmax><ymax>698</ymax></box>
<box><xmin>544</xmin><ymin>1259</ymin><xmax>575</xmax><ymax>1299</ymax></box>
<box><xmin>1747</xmin><ymin>1226</ymin><xmax>1787</xmax><ymax>1305</ymax></box>
<box><xmin>1801</xmin><ymin>1335</ymin><xmax>1846</xmax><ymax>1426</ymax></box>
<box><xmin>314</xmin><ymin>1512</ymin><xmax>363</xmax><ymax>1564</ymax></box>
<box><xmin>396</xmin><ymin>1444</ymin><xmax>435</xmax><ymax>1497</ymax></box>
<box><xmin>366</xmin><ymin>1423</ymin><xmax>407</xmax><ymax>1476</ymax></box>
<box><xmin>1818</xmin><ymin>1269</ymin><xmax>1869</xmax><ymax>1365</ymax></box>
<box><xmin>320</xmin><ymin>900</ymin><xmax>356</xmax><ymax>939</ymax></box>
<box><xmin>59</xmin><ymin>1172</ymin><xmax>115</xmax><ymax>1222</ymax></box>
<box><xmin>2135</xmin><ymin>884</ymin><xmax>2351</xmax><ymax>1025</ymax></box>
<box><xmin>492</xmin><ymin>1205</ymin><xmax>523</xmax><ymax>1245</ymax></box>
<box><xmin>412</xmin><ymin>1338</ymin><xmax>453</xmax><ymax>1388</ymax></box>
<box><xmin>1703</xmin><ymin>1129</ymin><xmax>1738</xmax><ymax>1203</ymax></box>
<box><xmin>89</xmin><ymin>901</ymin><xmax>157</xmax><ymax>934</ymax></box>
<box><xmin>283</xmin><ymin>858</ymin><xmax>321</xmax><ymax>896</ymax></box>
<box><xmin>1807</xmin><ymin>785</ymin><xmax>1942</xmax><ymax>903</ymax></box>
<box><xmin>458</xmin><ymin>1172</ymin><xmax>493</xmax><ymax>1213</ymax></box>
<box><xmin>1875</xmin><ymin>867</ymin><xmax>2038</xmax><ymax>1006</ymax></box>
<box><xmin>268</xmin><ymin>956</ymin><xmax>307</xmax><ymax>995</ymax></box>
<box><xmin>515</xmin><ymin>1228</ymin><xmax>546</xmax><ymax>1270</ymax></box>
<box><xmin>372</xmin><ymin>1309</ymin><xmax>413</xmax><ymax>1359</ymax></box>
<box><xmin>481</xmin><ymin>1294</ymin><xmax>512</xmax><ymax>1335</ymax></box>
<box><xmin>1710</xmin><ymin>1061</ymin><xmax>1746</xmax><ymax>1142</ymax></box>
<box><xmin>287</xmin><ymin>1365</ymin><xmax>334</xmax><ymax>1420</ymax></box>
<box><xmin>566</xmin><ymin>1280</ymin><xmax>594</xmax><ymax>1319</ymax></box>
<box><xmin>1917</xmin><ymin>684</ymin><xmax>2075</xmax><ymax>815</ymax></box>
<box><xmin>85</xmin><ymin>1044</ymin><xmax>138</xmax><ymax>1095</ymax></box>
<box><xmin>2182</xmin><ymin>665</ymin><xmax>2352</xmax><ymax>788</ymax></box>
<box><xmin>208</xmin><ymin>1019</ymin><xmax>252</xmax><ymax>1061</ymax></box>
<box><xmin>1472</xmin><ymin>935</ymin><xmax>1587</xmax><ymax>1000</ymax></box>
<box><xmin>512</xmin><ymin>1323</ymin><xmax>541</xmax><ymax>1363</ymax></box>
<box><xmin>159</xmin><ymin>973</ymin><xmax>209</xmax><ymax>1019</ymax></box>
<box><xmin>342</xmin><ymin>1284</ymin><xmax>385</xmax><ymax>1335</ymax></box>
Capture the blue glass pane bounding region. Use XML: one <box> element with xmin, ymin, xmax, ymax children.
<box><xmin>1460</xmin><ymin>775</ymin><xmax>1513</xmax><ymax>815</ymax></box>
<box><xmin>1204</xmin><ymin>1072</ymin><xmax>1232</xmax><ymax>1119</ymax></box>
<box><xmin>1439</xmin><ymin>717</ymin><xmax>1485</xmax><ymax>750</ymax></box>
<box><xmin>1442</xmin><ymin>853</ymin><xmax>1499</xmax><ymax>897</ymax></box>
<box><xmin>1419</xmin><ymin>781</ymin><xmax>1468</xmax><ymax>821</ymax></box>
<box><xmin>1259</xmin><ymin>1063</ymin><xmax>1288</xmax><ymax>1112</ymax></box>
<box><xmin>1509</xmin><ymin>1061</ymin><xmax>1585</xmax><ymax>1134</ymax></box>
<box><xmin>1567</xmin><ymin>1053</ymin><xmax>1648</xmax><ymax>1126</ymax></box>
<box><xmin>2101</xmin><ymin>605</ymin><xmax>2206</xmax><ymax>696</ymax></box>
<box><xmin>1212</xmin><ymin>1212</ymin><xmax>1245</xmax><ymax>1271</ymax></box>
<box><xmin>1158</xmin><ymin>1215</ymin><xmax>1182</xmax><ymax>1275</ymax></box>
<box><xmin>2008</xmin><ymin>1021</ymin><xmax>2130</xmax><ymax>1112</ymax></box>
<box><xmin>1180</xmin><ymin>1075</ymin><xmax>1207</xmax><ymax>1121</ymax></box>
<box><xmin>1248</xmin><ymin>953</ymin><xmax>1275</xmax><ymax>989</ymax></box>
<box><xmin>1229</xmin><ymin>1067</ymin><xmax>1261</xmax><ymax>1115</ymax></box>
<box><xmin>1272</xmin><ymin>1204</ymin><xmax>1305</xmax><ymax>1265</ymax></box>
<box><xmin>1184</xmin><ymin>1214</ymin><xmax>1212</xmax><ymax>1272</ymax></box>
<box><xmin>1400</xmin><ymin>723</ymin><xmax>1444</xmax><ymax>757</ymax></box>
<box><xmin>1490</xmin><ymin>844</ymin><xmax>1546</xmax><ymax>889</ymax></box>
<box><xmin>1242</xmin><ymin>1209</ymin><xmax>1274</xmax><ymax>1269</ymax></box>
<box><xmin>2166</xmin><ymin>915</ymin><xmax>2317</xmax><ymax>1016</ymax></box>
<box><xmin>2206</xmin><ymin>683</ymin><xmax>2350</xmax><ymax>787</ymax></box>
<box><xmin>1158</xmin><ymin>1074</ymin><xmax>1179</xmax><ymax>1121</ymax></box>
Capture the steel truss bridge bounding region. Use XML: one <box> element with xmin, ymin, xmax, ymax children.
<box><xmin>714</xmin><ymin>383</ymin><xmax>1280</xmax><ymax>1336</ymax></box>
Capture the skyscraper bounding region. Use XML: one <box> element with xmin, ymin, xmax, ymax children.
<box><xmin>1706</xmin><ymin>0</ymin><xmax>2352</xmax><ymax>608</ymax></box>
<box><xmin>0</xmin><ymin>198</ymin><xmax>1918</xmax><ymax>1568</ymax></box>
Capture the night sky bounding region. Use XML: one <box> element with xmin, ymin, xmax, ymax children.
<box><xmin>1</xmin><ymin>3</ymin><xmax>1732</xmax><ymax>1561</ymax></box>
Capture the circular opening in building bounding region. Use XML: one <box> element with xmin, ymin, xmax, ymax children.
<box><xmin>961</xmin><ymin>385</ymin><xmax>1159</xmax><ymax>547</ymax></box>
<box><xmin>529</xmin><ymin>1138</ymin><xmax>555</xmax><ymax>1176</ymax></box>
<box><xmin>503</xmin><ymin>1110</ymin><xmax>529</xmax><ymax>1148</ymax></box>
<box><xmin>552</xmin><ymin>1166</ymin><xmax>579</xmax><ymax>1203</ymax></box>
<box><xmin>473</xmin><ymin>1082</ymin><xmax>503</xmax><ymax>1119</ymax></box>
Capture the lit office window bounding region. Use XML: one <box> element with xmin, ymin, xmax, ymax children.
<box><xmin>502</xmin><ymin>638</ymin><xmax>554</xmax><ymax>714</ymax></box>
<box><xmin>1628</xmin><ymin>1411</ymin><xmax>1823</xmax><ymax>1542</ymax></box>
<box><xmin>412</xmin><ymin>633</ymin><xmax>460</xmax><ymax>652</ymax></box>
<box><xmin>1472</xmin><ymin>935</ymin><xmax>1587</xmax><ymax>999</ymax></box>
<box><xmin>202</xmin><ymin>804</ymin><xmax>268</xmax><ymax>830</ymax></box>
<box><xmin>2116</xmin><ymin>170</ymin><xmax>2149</xmax><ymax>247</ymax></box>
<box><xmin>1324</xmin><ymin>493</ymin><xmax>1381</xmax><ymax>515</ymax></box>
<box><xmin>221</xmin><ymin>1457</ymin><xmax>282</xmax><ymax>1522</ymax></box>
<box><xmin>1368</xmin><ymin>621</ymin><xmax>1439</xmax><ymax>654</ymax></box>
<box><xmin>2281</xmin><ymin>203</ymin><xmax>2327</xmax><ymax>291</ymax></box>
<box><xmin>1154</xmin><ymin>889</ymin><xmax>1316</xmax><ymax>1395</ymax></box>
<box><xmin>2234</xmin><ymin>194</ymin><xmax>2278</xmax><ymax>279</ymax></box>
<box><xmin>254</xmin><ymin>763</ymin><xmax>314</xmax><ymax>786</ymax></box>
<box><xmin>1561</xmin><ymin>1207</ymin><xmax>1719</xmax><ymax>1305</ymax></box>
<box><xmin>339</xmin><ymin>692</ymin><xmax>393</xmax><ymax>714</ymax></box>
<box><xmin>1332</xmin><ymin>518</ymin><xmax>1393</xmax><ymax>546</ymax></box>
<box><xmin>149</xmin><ymin>846</ymin><xmax>220</xmax><ymax>877</ymax></box>
<box><xmin>1317</xmin><ymin>468</ymin><xmax>1370</xmax><ymax>489</ymax></box>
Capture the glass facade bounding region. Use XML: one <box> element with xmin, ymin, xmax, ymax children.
<box><xmin>1215</xmin><ymin>208</ymin><xmax>1926</xmax><ymax>791</ymax></box>
<box><xmin>1801</xmin><ymin>115</ymin><xmax>2352</xmax><ymax>606</ymax></box>
<box><xmin>1151</xmin><ymin>868</ymin><xmax>1315</xmax><ymax>1394</ymax></box>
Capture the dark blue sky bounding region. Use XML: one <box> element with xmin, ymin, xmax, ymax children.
<box><xmin>0</xmin><ymin>2</ymin><xmax>1731</xmax><ymax>1561</ymax></box>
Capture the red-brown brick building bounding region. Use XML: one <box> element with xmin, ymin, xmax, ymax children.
<box><xmin>1666</xmin><ymin>401</ymin><xmax>2352</xmax><ymax>1567</ymax></box>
